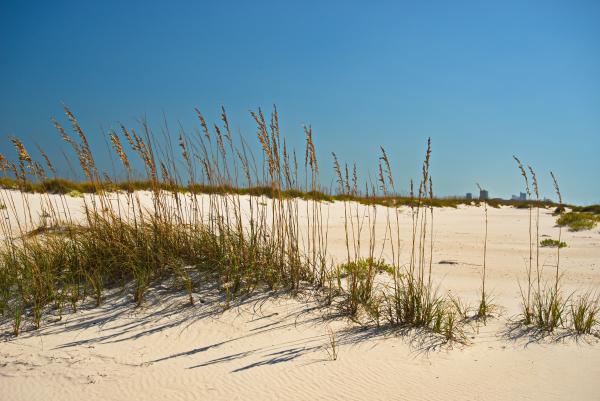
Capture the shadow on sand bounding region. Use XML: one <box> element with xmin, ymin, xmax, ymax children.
<box><xmin>1</xmin><ymin>280</ymin><xmax>466</xmax><ymax>373</ymax></box>
<box><xmin>499</xmin><ymin>318</ymin><xmax>600</xmax><ymax>347</ymax></box>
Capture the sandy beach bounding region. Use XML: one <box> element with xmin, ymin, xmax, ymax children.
<box><xmin>3</xmin><ymin>2</ymin><xmax>600</xmax><ymax>399</ymax></box>
<box><xmin>1</xmin><ymin>192</ymin><xmax>599</xmax><ymax>401</ymax></box>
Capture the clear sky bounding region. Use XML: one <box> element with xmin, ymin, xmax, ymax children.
<box><xmin>1</xmin><ymin>1</ymin><xmax>599</xmax><ymax>204</ymax></box>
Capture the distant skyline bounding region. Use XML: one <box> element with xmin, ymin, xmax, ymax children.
<box><xmin>1</xmin><ymin>1</ymin><xmax>599</xmax><ymax>204</ymax></box>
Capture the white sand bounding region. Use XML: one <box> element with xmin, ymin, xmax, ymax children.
<box><xmin>1</xmin><ymin>192</ymin><xmax>599</xmax><ymax>401</ymax></box>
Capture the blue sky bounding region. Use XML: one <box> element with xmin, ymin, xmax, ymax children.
<box><xmin>1</xmin><ymin>1</ymin><xmax>599</xmax><ymax>204</ymax></box>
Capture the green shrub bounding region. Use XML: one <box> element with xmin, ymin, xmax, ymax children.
<box><xmin>540</xmin><ymin>238</ymin><xmax>567</xmax><ymax>248</ymax></box>
<box><xmin>338</xmin><ymin>258</ymin><xmax>393</xmax><ymax>315</ymax></box>
<box><xmin>556</xmin><ymin>212</ymin><xmax>599</xmax><ymax>232</ymax></box>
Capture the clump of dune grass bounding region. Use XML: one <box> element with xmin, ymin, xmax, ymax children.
<box><xmin>569</xmin><ymin>293</ymin><xmax>599</xmax><ymax>335</ymax></box>
<box><xmin>376</xmin><ymin>140</ymin><xmax>466</xmax><ymax>342</ymax></box>
<box><xmin>325</xmin><ymin>326</ymin><xmax>338</xmax><ymax>361</ymax></box>
<box><xmin>531</xmin><ymin>285</ymin><xmax>568</xmax><ymax>332</ymax></box>
<box><xmin>556</xmin><ymin>212</ymin><xmax>599</xmax><ymax>232</ymax></box>
<box><xmin>509</xmin><ymin>161</ymin><xmax>575</xmax><ymax>333</ymax></box>
<box><xmin>0</xmin><ymin>105</ymin><xmax>320</xmax><ymax>333</ymax></box>
<box><xmin>308</xmin><ymin>138</ymin><xmax>466</xmax><ymax>342</ymax></box>
<box><xmin>540</xmin><ymin>239</ymin><xmax>567</xmax><ymax>248</ymax></box>
<box><xmin>528</xmin><ymin>171</ymin><xmax>568</xmax><ymax>332</ymax></box>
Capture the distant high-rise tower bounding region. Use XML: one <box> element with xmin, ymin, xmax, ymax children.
<box><xmin>466</xmin><ymin>193</ymin><xmax>472</xmax><ymax>200</ymax></box>
<box><xmin>479</xmin><ymin>189</ymin><xmax>489</xmax><ymax>200</ymax></box>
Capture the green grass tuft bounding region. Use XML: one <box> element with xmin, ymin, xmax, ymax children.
<box><xmin>570</xmin><ymin>293</ymin><xmax>599</xmax><ymax>335</ymax></box>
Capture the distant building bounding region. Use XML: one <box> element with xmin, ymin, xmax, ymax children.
<box><xmin>479</xmin><ymin>189</ymin><xmax>489</xmax><ymax>200</ymax></box>
<box><xmin>466</xmin><ymin>193</ymin><xmax>472</xmax><ymax>200</ymax></box>
<box><xmin>511</xmin><ymin>192</ymin><xmax>527</xmax><ymax>201</ymax></box>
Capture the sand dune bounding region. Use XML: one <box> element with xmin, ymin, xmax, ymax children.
<box><xmin>1</xmin><ymin>194</ymin><xmax>599</xmax><ymax>401</ymax></box>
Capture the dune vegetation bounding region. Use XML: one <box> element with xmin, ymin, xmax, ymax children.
<box><xmin>0</xmin><ymin>105</ymin><xmax>598</xmax><ymax>341</ymax></box>
<box><xmin>556</xmin><ymin>212</ymin><xmax>599</xmax><ymax>232</ymax></box>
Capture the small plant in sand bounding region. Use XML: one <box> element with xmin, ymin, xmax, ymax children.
<box><xmin>540</xmin><ymin>239</ymin><xmax>567</xmax><ymax>248</ymax></box>
<box><xmin>325</xmin><ymin>326</ymin><xmax>338</xmax><ymax>361</ymax></box>
<box><xmin>570</xmin><ymin>292</ymin><xmax>599</xmax><ymax>335</ymax></box>
<box><xmin>338</xmin><ymin>258</ymin><xmax>393</xmax><ymax>316</ymax></box>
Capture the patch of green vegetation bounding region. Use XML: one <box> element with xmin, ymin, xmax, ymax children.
<box><xmin>339</xmin><ymin>258</ymin><xmax>394</xmax><ymax>278</ymax></box>
<box><xmin>0</xmin><ymin>176</ymin><xmax>565</xmax><ymax>210</ymax></box>
<box><xmin>571</xmin><ymin>204</ymin><xmax>600</xmax><ymax>215</ymax></box>
<box><xmin>540</xmin><ymin>238</ymin><xmax>567</xmax><ymax>248</ymax></box>
<box><xmin>486</xmin><ymin>200</ymin><xmax>502</xmax><ymax>208</ymax></box>
<box><xmin>0</xmin><ymin>177</ymin><xmax>18</xmax><ymax>189</ymax></box>
<box><xmin>67</xmin><ymin>190</ymin><xmax>84</xmax><ymax>198</ymax></box>
<box><xmin>556</xmin><ymin>212</ymin><xmax>599</xmax><ymax>232</ymax></box>
<box><xmin>532</xmin><ymin>286</ymin><xmax>568</xmax><ymax>332</ymax></box>
<box><xmin>570</xmin><ymin>293</ymin><xmax>600</xmax><ymax>335</ymax></box>
<box><xmin>38</xmin><ymin>178</ymin><xmax>85</xmax><ymax>194</ymax></box>
<box><xmin>337</xmin><ymin>258</ymin><xmax>394</xmax><ymax>317</ymax></box>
